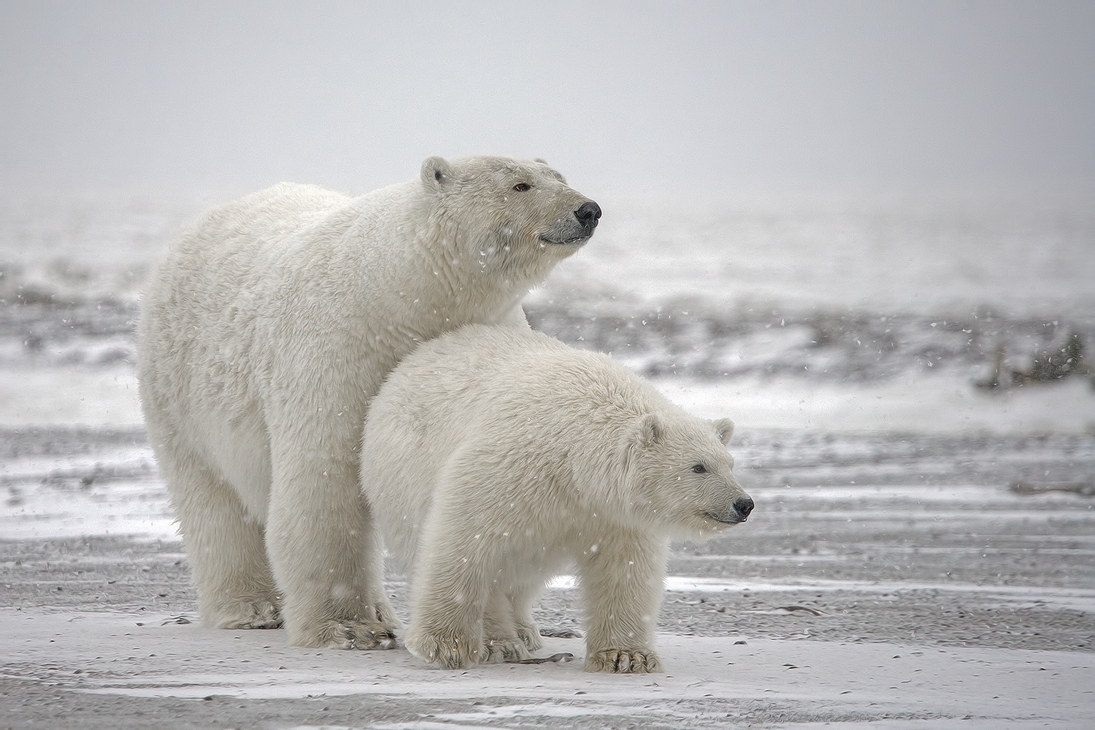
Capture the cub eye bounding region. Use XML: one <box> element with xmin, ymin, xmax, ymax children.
<box><xmin>513</xmin><ymin>182</ymin><xmax>531</xmax><ymax>192</ymax></box>
<box><xmin>691</xmin><ymin>464</ymin><xmax>707</xmax><ymax>474</ymax></box>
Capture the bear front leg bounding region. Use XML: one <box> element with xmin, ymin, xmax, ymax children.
<box><xmin>266</xmin><ymin>444</ymin><xmax>399</xmax><ymax>650</ymax></box>
<box><xmin>577</xmin><ymin>529</ymin><xmax>668</xmax><ymax>673</ymax></box>
<box><xmin>508</xmin><ymin>583</ymin><xmax>544</xmax><ymax>653</ymax></box>
<box><xmin>404</xmin><ymin>509</ymin><xmax>493</xmax><ymax>669</ymax></box>
<box><xmin>159</xmin><ymin>444</ymin><xmax>281</xmax><ymax>630</ymax></box>
<box><xmin>480</xmin><ymin>584</ymin><xmax>531</xmax><ymax>663</ymax></box>
<box><xmin>405</xmin><ymin>574</ymin><xmax>487</xmax><ymax>669</ymax></box>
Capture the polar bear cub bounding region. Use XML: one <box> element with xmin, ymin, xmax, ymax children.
<box><xmin>138</xmin><ymin>156</ymin><xmax>599</xmax><ymax>650</ymax></box>
<box><xmin>360</xmin><ymin>325</ymin><xmax>753</xmax><ymax>672</ymax></box>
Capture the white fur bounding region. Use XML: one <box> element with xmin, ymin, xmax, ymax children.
<box><xmin>360</xmin><ymin>325</ymin><xmax>751</xmax><ymax>672</ymax></box>
<box><xmin>137</xmin><ymin>156</ymin><xmax>596</xmax><ymax>649</ymax></box>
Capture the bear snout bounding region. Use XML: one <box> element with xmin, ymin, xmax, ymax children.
<box><xmin>575</xmin><ymin>201</ymin><xmax>602</xmax><ymax>229</ymax></box>
<box><xmin>734</xmin><ymin>495</ymin><xmax>754</xmax><ymax>521</ymax></box>
<box><xmin>703</xmin><ymin>494</ymin><xmax>754</xmax><ymax>526</ymax></box>
<box><xmin>540</xmin><ymin>200</ymin><xmax>602</xmax><ymax>245</ymax></box>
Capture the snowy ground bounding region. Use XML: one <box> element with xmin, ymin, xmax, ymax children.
<box><xmin>1</xmin><ymin>191</ymin><xmax>1093</xmax><ymax>727</ymax></box>
<box><xmin>2</xmin><ymin>407</ymin><xmax>1093</xmax><ymax>726</ymax></box>
<box><xmin>3</xmin><ymin>611</ymin><xmax>1091</xmax><ymax>729</ymax></box>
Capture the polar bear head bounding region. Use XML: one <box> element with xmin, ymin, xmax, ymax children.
<box><xmin>419</xmin><ymin>155</ymin><xmax>601</xmax><ymax>274</ymax></box>
<box><xmin>622</xmin><ymin>413</ymin><xmax>753</xmax><ymax>539</ymax></box>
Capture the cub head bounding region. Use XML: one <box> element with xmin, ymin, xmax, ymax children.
<box><xmin>621</xmin><ymin>412</ymin><xmax>753</xmax><ymax>540</ymax></box>
<box><xmin>419</xmin><ymin>155</ymin><xmax>600</xmax><ymax>274</ymax></box>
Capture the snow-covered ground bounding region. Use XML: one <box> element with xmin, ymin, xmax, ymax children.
<box><xmin>1</xmin><ymin>190</ymin><xmax>1093</xmax><ymax>726</ymax></box>
<box><xmin>3</xmin><ymin>422</ymin><xmax>1093</xmax><ymax>726</ymax></box>
<box><xmin>4</xmin><ymin>610</ymin><xmax>1092</xmax><ymax>729</ymax></box>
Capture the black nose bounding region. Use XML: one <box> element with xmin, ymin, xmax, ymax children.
<box><xmin>734</xmin><ymin>496</ymin><xmax>754</xmax><ymax>519</ymax></box>
<box><xmin>575</xmin><ymin>201</ymin><xmax>601</xmax><ymax>227</ymax></box>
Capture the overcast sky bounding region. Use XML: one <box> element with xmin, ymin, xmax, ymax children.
<box><xmin>2</xmin><ymin>0</ymin><xmax>1093</xmax><ymax>195</ymax></box>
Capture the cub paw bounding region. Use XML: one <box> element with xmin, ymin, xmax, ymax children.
<box><xmin>295</xmin><ymin>618</ymin><xmax>399</xmax><ymax>650</ymax></box>
<box><xmin>484</xmin><ymin>636</ymin><xmax>531</xmax><ymax>663</ymax></box>
<box><xmin>406</xmin><ymin>626</ymin><xmax>483</xmax><ymax>669</ymax></box>
<box><xmin>515</xmin><ymin>625</ymin><xmax>544</xmax><ymax>652</ymax></box>
<box><xmin>585</xmin><ymin>648</ymin><xmax>662</xmax><ymax>673</ymax></box>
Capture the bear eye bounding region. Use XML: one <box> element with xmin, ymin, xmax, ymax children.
<box><xmin>513</xmin><ymin>182</ymin><xmax>531</xmax><ymax>192</ymax></box>
<box><xmin>691</xmin><ymin>463</ymin><xmax>707</xmax><ymax>474</ymax></box>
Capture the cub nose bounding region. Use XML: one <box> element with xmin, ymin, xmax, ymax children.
<box><xmin>575</xmin><ymin>201</ymin><xmax>602</xmax><ymax>228</ymax></box>
<box><xmin>734</xmin><ymin>496</ymin><xmax>754</xmax><ymax>520</ymax></box>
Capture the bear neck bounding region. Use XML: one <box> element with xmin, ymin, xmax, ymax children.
<box><xmin>403</xmin><ymin>216</ymin><xmax>563</xmax><ymax>326</ymax></box>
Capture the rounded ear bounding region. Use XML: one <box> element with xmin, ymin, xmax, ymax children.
<box><xmin>619</xmin><ymin>413</ymin><xmax>665</xmax><ymax>472</ymax></box>
<box><xmin>635</xmin><ymin>413</ymin><xmax>665</xmax><ymax>449</ymax></box>
<box><xmin>712</xmin><ymin>417</ymin><xmax>735</xmax><ymax>445</ymax></box>
<box><xmin>421</xmin><ymin>156</ymin><xmax>453</xmax><ymax>191</ymax></box>
<box><xmin>534</xmin><ymin>158</ymin><xmax>566</xmax><ymax>183</ymax></box>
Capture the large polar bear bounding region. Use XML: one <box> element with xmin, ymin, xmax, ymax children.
<box><xmin>360</xmin><ymin>325</ymin><xmax>754</xmax><ymax>673</ymax></box>
<box><xmin>137</xmin><ymin>156</ymin><xmax>600</xmax><ymax>650</ymax></box>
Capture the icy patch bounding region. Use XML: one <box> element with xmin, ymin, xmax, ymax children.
<box><xmin>0</xmin><ymin>366</ymin><xmax>143</xmax><ymax>427</ymax></box>
<box><xmin>547</xmin><ymin>575</ymin><xmax>1095</xmax><ymax>613</ymax></box>
<box><xmin>0</xmin><ymin>438</ymin><xmax>172</xmax><ymax>540</ymax></box>
<box><xmin>0</xmin><ymin>475</ymin><xmax>175</xmax><ymax>540</ymax></box>
<box><xmin>3</xmin><ymin>364</ymin><xmax>1093</xmax><ymax>435</ymax></box>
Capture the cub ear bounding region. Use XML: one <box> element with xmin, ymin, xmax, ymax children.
<box><xmin>634</xmin><ymin>413</ymin><xmax>665</xmax><ymax>449</ymax></box>
<box><xmin>620</xmin><ymin>413</ymin><xmax>665</xmax><ymax>471</ymax></box>
<box><xmin>712</xmin><ymin>417</ymin><xmax>735</xmax><ymax>445</ymax></box>
<box><xmin>421</xmin><ymin>156</ymin><xmax>453</xmax><ymax>191</ymax></box>
<box><xmin>534</xmin><ymin>157</ymin><xmax>549</xmax><ymax>165</ymax></box>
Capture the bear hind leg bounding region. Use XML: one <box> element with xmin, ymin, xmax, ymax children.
<box><xmin>163</xmin><ymin>448</ymin><xmax>281</xmax><ymax>630</ymax></box>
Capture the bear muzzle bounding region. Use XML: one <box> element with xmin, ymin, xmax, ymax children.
<box><xmin>540</xmin><ymin>201</ymin><xmax>602</xmax><ymax>245</ymax></box>
<box><xmin>704</xmin><ymin>495</ymin><xmax>755</xmax><ymax>526</ymax></box>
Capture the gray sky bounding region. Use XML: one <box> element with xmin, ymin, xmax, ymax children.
<box><xmin>2</xmin><ymin>0</ymin><xmax>1093</xmax><ymax>195</ymax></box>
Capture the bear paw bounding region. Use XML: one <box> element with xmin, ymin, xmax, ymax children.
<box><xmin>484</xmin><ymin>636</ymin><xmax>531</xmax><ymax>663</ymax></box>
<box><xmin>585</xmin><ymin>648</ymin><xmax>662</xmax><ymax>674</ymax></box>
<box><xmin>297</xmin><ymin>618</ymin><xmax>399</xmax><ymax>651</ymax></box>
<box><xmin>213</xmin><ymin>599</ymin><xmax>282</xmax><ymax>630</ymax></box>
<box><xmin>406</xmin><ymin>627</ymin><xmax>483</xmax><ymax>669</ymax></box>
<box><xmin>515</xmin><ymin>624</ymin><xmax>544</xmax><ymax>652</ymax></box>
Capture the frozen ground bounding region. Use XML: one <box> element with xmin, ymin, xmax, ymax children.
<box><xmin>1</xmin><ymin>191</ymin><xmax>1093</xmax><ymax>727</ymax></box>
<box><xmin>2</xmin><ymin>424</ymin><xmax>1094</xmax><ymax>727</ymax></box>
<box><xmin>3</xmin><ymin>611</ymin><xmax>1091</xmax><ymax>729</ymax></box>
